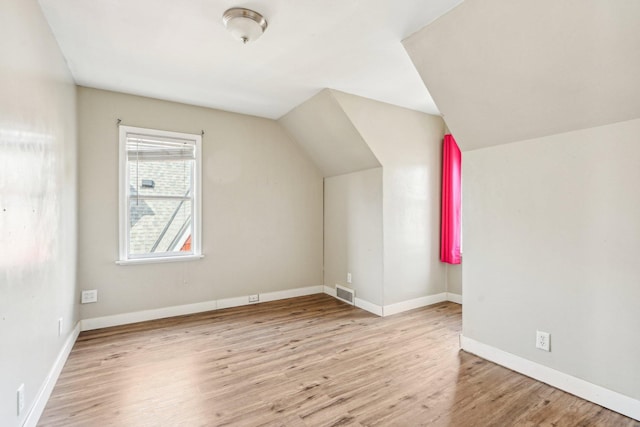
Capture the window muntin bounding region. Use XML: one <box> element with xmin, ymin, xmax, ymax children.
<box><xmin>119</xmin><ymin>126</ymin><xmax>202</xmax><ymax>262</ymax></box>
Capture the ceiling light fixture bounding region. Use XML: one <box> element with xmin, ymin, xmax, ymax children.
<box><xmin>222</xmin><ymin>8</ymin><xmax>268</xmax><ymax>44</ymax></box>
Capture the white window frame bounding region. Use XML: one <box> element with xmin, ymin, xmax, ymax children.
<box><xmin>117</xmin><ymin>125</ymin><xmax>203</xmax><ymax>265</ymax></box>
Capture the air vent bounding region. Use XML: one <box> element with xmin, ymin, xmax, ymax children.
<box><xmin>141</xmin><ymin>179</ymin><xmax>155</xmax><ymax>189</ymax></box>
<box><xmin>335</xmin><ymin>284</ymin><xmax>355</xmax><ymax>305</ymax></box>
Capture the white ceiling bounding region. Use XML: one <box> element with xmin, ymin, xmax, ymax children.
<box><xmin>38</xmin><ymin>0</ymin><xmax>462</xmax><ymax>119</ymax></box>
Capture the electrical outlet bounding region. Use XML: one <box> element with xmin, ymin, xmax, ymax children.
<box><xmin>58</xmin><ymin>318</ymin><xmax>63</xmax><ymax>337</ymax></box>
<box><xmin>17</xmin><ymin>384</ymin><xmax>24</xmax><ymax>416</ymax></box>
<box><xmin>347</xmin><ymin>272</ymin><xmax>352</xmax><ymax>284</ymax></box>
<box><xmin>248</xmin><ymin>294</ymin><xmax>259</xmax><ymax>303</ymax></box>
<box><xmin>536</xmin><ymin>330</ymin><xmax>550</xmax><ymax>352</ymax></box>
<box><xmin>81</xmin><ymin>289</ymin><xmax>98</xmax><ymax>304</ymax></box>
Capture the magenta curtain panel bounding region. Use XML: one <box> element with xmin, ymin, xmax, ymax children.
<box><xmin>440</xmin><ymin>134</ymin><xmax>461</xmax><ymax>264</ymax></box>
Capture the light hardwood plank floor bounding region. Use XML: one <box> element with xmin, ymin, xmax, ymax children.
<box><xmin>39</xmin><ymin>294</ymin><xmax>639</xmax><ymax>426</ymax></box>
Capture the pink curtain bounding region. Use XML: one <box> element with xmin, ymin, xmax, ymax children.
<box><xmin>440</xmin><ymin>134</ymin><xmax>461</xmax><ymax>264</ymax></box>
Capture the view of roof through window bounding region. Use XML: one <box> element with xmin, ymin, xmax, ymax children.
<box><xmin>127</xmin><ymin>134</ymin><xmax>195</xmax><ymax>256</ymax></box>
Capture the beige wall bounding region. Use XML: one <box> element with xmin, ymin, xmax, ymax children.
<box><xmin>404</xmin><ymin>0</ymin><xmax>640</xmax><ymax>151</ymax></box>
<box><xmin>324</xmin><ymin>168</ymin><xmax>383</xmax><ymax>305</ymax></box>
<box><xmin>77</xmin><ymin>87</ymin><xmax>323</xmax><ymax>319</ymax></box>
<box><xmin>463</xmin><ymin>118</ymin><xmax>640</xmax><ymax>400</ymax></box>
<box><xmin>446</xmin><ymin>263</ymin><xmax>462</xmax><ymax>296</ymax></box>
<box><xmin>333</xmin><ymin>92</ymin><xmax>447</xmax><ymax>305</ymax></box>
<box><xmin>0</xmin><ymin>0</ymin><xmax>78</xmax><ymax>425</ymax></box>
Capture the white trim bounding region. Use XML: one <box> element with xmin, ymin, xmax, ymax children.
<box><xmin>116</xmin><ymin>254</ymin><xmax>204</xmax><ymax>265</ymax></box>
<box><xmin>323</xmin><ymin>287</ymin><xmax>451</xmax><ymax>317</ymax></box>
<box><xmin>81</xmin><ymin>300</ymin><xmax>218</xmax><ymax>331</ymax></box>
<box><xmin>383</xmin><ymin>292</ymin><xmax>448</xmax><ymax>317</ymax></box>
<box><xmin>447</xmin><ymin>292</ymin><xmax>462</xmax><ymax>304</ymax></box>
<box><xmin>355</xmin><ymin>297</ymin><xmax>384</xmax><ymax>316</ymax></box>
<box><xmin>217</xmin><ymin>286</ymin><xmax>324</xmax><ymax>310</ymax></box>
<box><xmin>260</xmin><ymin>286</ymin><xmax>323</xmax><ymax>302</ymax></box>
<box><xmin>118</xmin><ymin>125</ymin><xmax>202</xmax><ymax>263</ymax></box>
<box><xmin>118</xmin><ymin>125</ymin><xmax>127</xmax><ymax>262</ymax></box>
<box><xmin>216</xmin><ymin>296</ymin><xmax>249</xmax><ymax>310</ymax></box>
<box><xmin>323</xmin><ymin>285</ymin><xmax>337</xmax><ymax>297</ymax></box>
<box><xmin>323</xmin><ymin>285</ymin><xmax>384</xmax><ymax>316</ymax></box>
<box><xmin>461</xmin><ymin>335</ymin><xmax>640</xmax><ymax>422</ymax></box>
<box><xmin>81</xmin><ymin>286</ymin><xmax>324</xmax><ymax>331</ymax></box>
<box><xmin>192</xmin><ymin>131</ymin><xmax>202</xmax><ymax>256</ymax></box>
<box><xmin>24</xmin><ymin>321</ymin><xmax>81</xmax><ymax>427</ymax></box>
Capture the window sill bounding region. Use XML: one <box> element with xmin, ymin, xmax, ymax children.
<box><xmin>116</xmin><ymin>254</ymin><xmax>204</xmax><ymax>266</ymax></box>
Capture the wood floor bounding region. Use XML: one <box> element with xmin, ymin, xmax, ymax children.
<box><xmin>40</xmin><ymin>294</ymin><xmax>638</xmax><ymax>426</ymax></box>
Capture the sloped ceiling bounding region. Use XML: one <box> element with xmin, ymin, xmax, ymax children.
<box><xmin>279</xmin><ymin>90</ymin><xmax>380</xmax><ymax>177</ymax></box>
<box><xmin>403</xmin><ymin>0</ymin><xmax>640</xmax><ymax>151</ymax></box>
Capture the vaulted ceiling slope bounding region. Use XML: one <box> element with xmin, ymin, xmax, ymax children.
<box><xmin>403</xmin><ymin>0</ymin><xmax>640</xmax><ymax>151</ymax></box>
<box><xmin>279</xmin><ymin>90</ymin><xmax>380</xmax><ymax>177</ymax></box>
<box><xmin>279</xmin><ymin>89</ymin><xmax>445</xmax><ymax>178</ymax></box>
<box><xmin>38</xmin><ymin>0</ymin><xmax>462</xmax><ymax>120</ymax></box>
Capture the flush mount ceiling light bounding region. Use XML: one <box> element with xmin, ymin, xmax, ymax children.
<box><xmin>222</xmin><ymin>7</ymin><xmax>268</xmax><ymax>44</ymax></box>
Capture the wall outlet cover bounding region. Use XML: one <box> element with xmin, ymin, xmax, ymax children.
<box><xmin>81</xmin><ymin>289</ymin><xmax>98</xmax><ymax>304</ymax></box>
<box><xmin>248</xmin><ymin>294</ymin><xmax>259</xmax><ymax>303</ymax></box>
<box><xmin>536</xmin><ymin>330</ymin><xmax>550</xmax><ymax>352</ymax></box>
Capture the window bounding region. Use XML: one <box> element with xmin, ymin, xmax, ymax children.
<box><xmin>118</xmin><ymin>126</ymin><xmax>202</xmax><ymax>264</ymax></box>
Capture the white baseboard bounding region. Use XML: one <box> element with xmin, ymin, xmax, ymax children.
<box><xmin>447</xmin><ymin>292</ymin><xmax>462</xmax><ymax>304</ymax></box>
<box><xmin>355</xmin><ymin>297</ymin><xmax>384</xmax><ymax>316</ymax></box>
<box><xmin>322</xmin><ymin>285</ymin><xmax>383</xmax><ymax>316</ymax></box>
<box><xmin>383</xmin><ymin>292</ymin><xmax>448</xmax><ymax>316</ymax></box>
<box><xmin>24</xmin><ymin>321</ymin><xmax>81</xmax><ymax>427</ymax></box>
<box><xmin>81</xmin><ymin>300</ymin><xmax>219</xmax><ymax>331</ymax></box>
<box><xmin>261</xmin><ymin>285</ymin><xmax>323</xmax><ymax>302</ymax></box>
<box><xmin>216</xmin><ymin>296</ymin><xmax>247</xmax><ymax>310</ymax></box>
<box><xmin>217</xmin><ymin>286</ymin><xmax>323</xmax><ymax>309</ymax></box>
<box><xmin>323</xmin><ymin>287</ymin><xmax>455</xmax><ymax>317</ymax></box>
<box><xmin>81</xmin><ymin>286</ymin><xmax>323</xmax><ymax>331</ymax></box>
<box><xmin>461</xmin><ymin>335</ymin><xmax>640</xmax><ymax>422</ymax></box>
<box><xmin>323</xmin><ymin>285</ymin><xmax>337</xmax><ymax>297</ymax></box>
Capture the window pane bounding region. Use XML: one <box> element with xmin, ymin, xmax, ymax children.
<box><xmin>129</xmin><ymin>198</ymin><xmax>192</xmax><ymax>256</ymax></box>
<box><xmin>120</xmin><ymin>126</ymin><xmax>201</xmax><ymax>262</ymax></box>
<box><xmin>129</xmin><ymin>160</ymin><xmax>193</xmax><ymax>197</ymax></box>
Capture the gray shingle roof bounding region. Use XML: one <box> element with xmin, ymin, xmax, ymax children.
<box><xmin>128</xmin><ymin>160</ymin><xmax>192</xmax><ymax>255</ymax></box>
